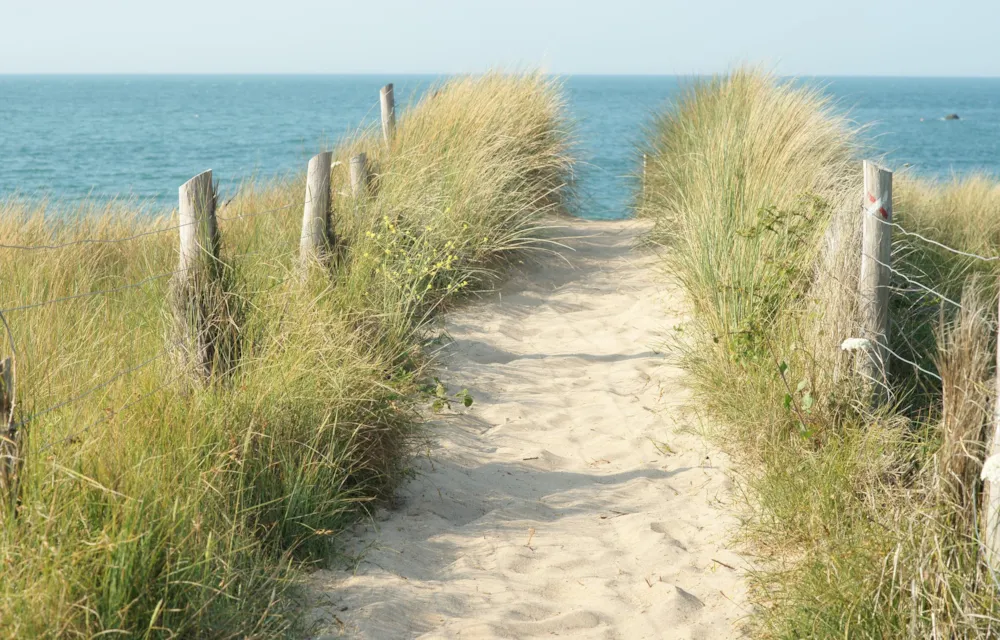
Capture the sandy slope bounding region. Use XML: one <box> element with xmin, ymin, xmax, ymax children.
<box><xmin>306</xmin><ymin>219</ymin><xmax>748</xmax><ymax>639</ymax></box>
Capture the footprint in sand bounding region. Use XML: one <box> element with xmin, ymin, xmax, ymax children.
<box><xmin>305</xmin><ymin>220</ymin><xmax>748</xmax><ymax>639</ymax></box>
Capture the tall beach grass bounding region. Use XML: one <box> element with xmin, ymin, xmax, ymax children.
<box><xmin>0</xmin><ymin>72</ymin><xmax>573</xmax><ymax>638</ymax></box>
<box><xmin>639</xmin><ymin>69</ymin><xmax>1000</xmax><ymax>637</ymax></box>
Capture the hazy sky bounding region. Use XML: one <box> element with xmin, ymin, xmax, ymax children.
<box><xmin>3</xmin><ymin>0</ymin><xmax>999</xmax><ymax>76</ymax></box>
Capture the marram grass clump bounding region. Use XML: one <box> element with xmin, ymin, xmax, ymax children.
<box><xmin>640</xmin><ymin>69</ymin><xmax>1000</xmax><ymax>638</ymax></box>
<box><xmin>0</xmin><ymin>72</ymin><xmax>572</xmax><ymax>638</ymax></box>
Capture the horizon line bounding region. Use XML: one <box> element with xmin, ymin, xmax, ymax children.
<box><xmin>2</xmin><ymin>71</ymin><xmax>1000</xmax><ymax>80</ymax></box>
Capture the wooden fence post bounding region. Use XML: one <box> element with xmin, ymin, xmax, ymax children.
<box><xmin>178</xmin><ymin>170</ymin><xmax>219</xmax><ymax>273</ymax></box>
<box><xmin>299</xmin><ymin>151</ymin><xmax>334</xmax><ymax>267</ymax></box>
<box><xmin>642</xmin><ymin>153</ymin><xmax>648</xmax><ymax>203</ymax></box>
<box><xmin>0</xmin><ymin>357</ymin><xmax>17</xmax><ymax>510</ymax></box>
<box><xmin>857</xmin><ymin>160</ymin><xmax>892</xmax><ymax>393</ymax></box>
<box><xmin>983</xmin><ymin>289</ymin><xmax>1000</xmax><ymax>567</ymax></box>
<box><xmin>380</xmin><ymin>83</ymin><xmax>395</xmax><ymax>145</ymax></box>
<box><xmin>350</xmin><ymin>153</ymin><xmax>369</xmax><ymax>198</ymax></box>
<box><xmin>175</xmin><ymin>169</ymin><xmax>221</xmax><ymax>378</ymax></box>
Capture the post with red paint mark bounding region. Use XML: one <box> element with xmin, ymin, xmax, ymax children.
<box><xmin>857</xmin><ymin>160</ymin><xmax>893</xmax><ymax>399</ymax></box>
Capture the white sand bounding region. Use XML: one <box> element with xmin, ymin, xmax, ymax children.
<box><xmin>306</xmin><ymin>219</ymin><xmax>748</xmax><ymax>639</ymax></box>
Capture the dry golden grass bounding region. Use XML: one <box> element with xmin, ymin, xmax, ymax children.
<box><xmin>640</xmin><ymin>69</ymin><xmax>1000</xmax><ymax>638</ymax></box>
<box><xmin>0</xmin><ymin>72</ymin><xmax>573</xmax><ymax>638</ymax></box>
<box><xmin>897</xmin><ymin>174</ymin><xmax>1000</xmax><ymax>259</ymax></box>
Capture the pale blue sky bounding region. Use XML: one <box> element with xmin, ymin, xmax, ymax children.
<box><xmin>3</xmin><ymin>0</ymin><xmax>999</xmax><ymax>76</ymax></box>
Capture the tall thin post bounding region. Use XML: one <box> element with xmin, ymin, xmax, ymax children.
<box><xmin>0</xmin><ymin>357</ymin><xmax>17</xmax><ymax>510</ymax></box>
<box><xmin>300</xmin><ymin>151</ymin><xmax>334</xmax><ymax>267</ymax></box>
<box><xmin>380</xmin><ymin>83</ymin><xmax>395</xmax><ymax>145</ymax></box>
<box><xmin>178</xmin><ymin>170</ymin><xmax>219</xmax><ymax>273</ymax></box>
<box><xmin>642</xmin><ymin>153</ymin><xmax>648</xmax><ymax>203</ymax></box>
<box><xmin>175</xmin><ymin>169</ymin><xmax>221</xmax><ymax>378</ymax></box>
<box><xmin>857</xmin><ymin>160</ymin><xmax>893</xmax><ymax>393</ymax></box>
<box><xmin>984</xmin><ymin>288</ymin><xmax>1000</xmax><ymax>567</ymax></box>
<box><xmin>350</xmin><ymin>153</ymin><xmax>369</xmax><ymax>198</ymax></box>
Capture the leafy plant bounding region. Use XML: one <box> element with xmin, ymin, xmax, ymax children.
<box><xmin>418</xmin><ymin>377</ymin><xmax>474</xmax><ymax>412</ymax></box>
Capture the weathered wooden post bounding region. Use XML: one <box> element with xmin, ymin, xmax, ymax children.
<box><xmin>350</xmin><ymin>153</ymin><xmax>369</xmax><ymax>198</ymax></box>
<box><xmin>299</xmin><ymin>151</ymin><xmax>334</xmax><ymax>267</ymax></box>
<box><xmin>0</xmin><ymin>357</ymin><xmax>17</xmax><ymax>511</ymax></box>
<box><xmin>178</xmin><ymin>170</ymin><xmax>219</xmax><ymax>274</ymax></box>
<box><xmin>982</xmin><ymin>290</ymin><xmax>1000</xmax><ymax>567</ymax></box>
<box><xmin>642</xmin><ymin>153</ymin><xmax>648</xmax><ymax>203</ymax></box>
<box><xmin>174</xmin><ymin>169</ymin><xmax>221</xmax><ymax>378</ymax></box>
<box><xmin>857</xmin><ymin>160</ymin><xmax>892</xmax><ymax>393</ymax></box>
<box><xmin>380</xmin><ymin>83</ymin><xmax>395</xmax><ymax>145</ymax></box>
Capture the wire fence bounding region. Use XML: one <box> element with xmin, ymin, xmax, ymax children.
<box><xmin>872</xmin><ymin>335</ymin><xmax>944</xmax><ymax>382</ymax></box>
<box><xmin>857</xmin><ymin>201</ymin><xmax>1000</xmax><ymax>383</ymax></box>
<box><xmin>0</xmin><ymin>199</ymin><xmax>303</xmax><ymax>253</ymax></box>
<box><xmin>0</xmin><ymin>270</ymin><xmax>184</xmax><ymax>315</ymax></box>
<box><xmin>875</xmin><ymin>215</ymin><xmax>1000</xmax><ymax>264</ymax></box>
<box><xmin>0</xmin><ymin>87</ymin><xmax>395</xmax><ymax>518</ymax></box>
<box><xmin>20</xmin><ymin>350</ymin><xmax>169</xmax><ymax>429</ymax></box>
<box><xmin>865</xmin><ymin>251</ymin><xmax>966</xmax><ymax>311</ymax></box>
<box><xmin>19</xmin><ymin>240</ymin><xmax>306</xmax><ymax>452</ymax></box>
<box><xmin>37</xmin><ymin>368</ymin><xmax>189</xmax><ymax>454</ymax></box>
<box><xmin>6</xmin><ymin>161</ymin><xmax>1000</xmax><ymax>455</ymax></box>
<box><xmin>0</xmin><ymin>188</ymin><xmax>310</xmax><ymax>454</ymax></box>
<box><xmin>1</xmin><ymin>243</ymin><xmax>303</xmax><ymax>317</ymax></box>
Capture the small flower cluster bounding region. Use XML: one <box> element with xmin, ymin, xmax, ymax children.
<box><xmin>360</xmin><ymin>214</ymin><xmax>471</xmax><ymax>300</ymax></box>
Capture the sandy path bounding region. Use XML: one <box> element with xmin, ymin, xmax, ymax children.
<box><xmin>306</xmin><ymin>219</ymin><xmax>748</xmax><ymax>639</ymax></box>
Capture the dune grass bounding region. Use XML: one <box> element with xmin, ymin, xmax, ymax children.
<box><xmin>639</xmin><ymin>70</ymin><xmax>1000</xmax><ymax>637</ymax></box>
<box><xmin>0</xmin><ymin>72</ymin><xmax>573</xmax><ymax>638</ymax></box>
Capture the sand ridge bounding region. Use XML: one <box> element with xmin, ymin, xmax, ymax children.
<box><xmin>306</xmin><ymin>219</ymin><xmax>748</xmax><ymax>639</ymax></box>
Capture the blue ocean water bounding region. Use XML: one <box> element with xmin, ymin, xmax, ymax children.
<box><xmin>817</xmin><ymin>77</ymin><xmax>1000</xmax><ymax>177</ymax></box>
<box><xmin>1</xmin><ymin>75</ymin><xmax>999</xmax><ymax>220</ymax></box>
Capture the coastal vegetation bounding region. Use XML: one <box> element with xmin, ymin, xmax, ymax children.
<box><xmin>639</xmin><ymin>69</ymin><xmax>1000</xmax><ymax>638</ymax></box>
<box><xmin>0</xmin><ymin>72</ymin><xmax>572</xmax><ymax>638</ymax></box>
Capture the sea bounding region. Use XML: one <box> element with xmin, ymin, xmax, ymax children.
<box><xmin>1</xmin><ymin>75</ymin><xmax>999</xmax><ymax>220</ymax></box>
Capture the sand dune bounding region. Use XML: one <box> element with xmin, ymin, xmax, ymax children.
<box><xmin>306</xmin><ymin>219</ymin><xmax>748</xmax><ymax>639</ymax></box>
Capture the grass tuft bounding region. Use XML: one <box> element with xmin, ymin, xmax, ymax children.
<box><xmin>0</xmin><ymin>72</ymin><xmax>573</xmax><ymax>638</ymax></box>
<box><xmin>640</xmin><ymin>69</ymin><xmax>1000</xmax><ymax>638</ymax></box>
